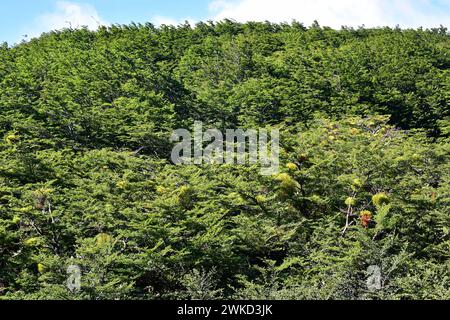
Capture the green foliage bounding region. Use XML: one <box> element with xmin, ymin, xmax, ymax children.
<box><xmin>0</xmin><ymin>22</ymin><xmax>448</xmax><ymax>300</ymax></box>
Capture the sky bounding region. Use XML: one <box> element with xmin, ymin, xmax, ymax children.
<box><xmin>1</xmin><ymin>0</ymin><xmax>450</xmax><ymax>45</ymax></box>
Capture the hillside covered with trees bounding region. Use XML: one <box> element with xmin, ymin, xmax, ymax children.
<box><xmin>0</xmin><ymin>21</ymin><xmax>449</xmax><ymax>300</ymax></box>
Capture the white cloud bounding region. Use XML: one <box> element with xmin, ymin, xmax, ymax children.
<box><xmin>208</xmin><ymin>0</ymin><xmax>450</xmax><ymax>28</ymax></box>
<box><xmin>26</xmin><ymin>1</ymin><xmax>107</xmax><ymax>39</ymax></box>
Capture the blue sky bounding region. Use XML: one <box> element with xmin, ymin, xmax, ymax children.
<box><xmin>1</xmin><ymin>0</ymin><xmax>450</xmax><ymax>45</ymax></box>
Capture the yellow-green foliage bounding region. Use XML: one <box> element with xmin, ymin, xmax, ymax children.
<box><xmin>275</xmin><ymin>173</ymin><xmax>298</xmax><ymax>199</ymax></box>
<box><xmin>156</xmin><ymin>186</ymin><xmax>168</xmax><ymax>195</ymax></box>
<box><xmin>116</xmin><ymin>180</ymin><xmax>127</xmax><ymax>189</ymax></box>
<box><xmin>96</xmin><ymin>233</ymin><xmax>113</xmax><ymax>246</ymax></box>
<box><xmin>33</xmin><ymin>188</ymin><xmax>53</xmax><ymax>197</ymax></box>
<box><xmin>360</xmin><ymin>210</ymin><xmax>373</xmax><ymax>218</ymax></box>
<box><xmin>352</xmin><ymin>178</ymin><xmax>364</xmax><ymax>189</ymax></box>
<box><xmin>227</xmin><ymin>192</ymin><xmax>246</xmax><ymax>206</ymax></box>
<box><xmin>37</xmin><ymin>263</ymin><xmax>46</xmax><ymax>274</ymax></box>
<box><xmin>350</xmin><ymin>128</ymin><xmax>360</xmax><ymax>135</ymax></box>
<box><xmin>255</xmin><ymin>195</ymin><xmax>267</xmax><ymax>204</ymax></box>
<box><xmin>372</xmin><ymin>193</ymin><xmax>390</xmax><ymax>207</ymax></box>
<box><xmin>4</xmin><ymin>133</ymin><xmax>20</xmax><ymax>145</ymax></box>
<box><xmin>286</xmin><ymin>163</ymin><xmax>298</xmax><ymax>171</ymax></box>
<box><xmin>345</xmin><ymin>197</ymin><xmax>356</xmax><ymax>206</ymax></box>
<box><xmin>24</xmin><ymin>237</ymin><xmax>43</xmax><ymax>248</ymax></box>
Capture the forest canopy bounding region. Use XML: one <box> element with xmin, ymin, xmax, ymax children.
<box><xmin>0</xmin><ymin>21</ymin><xmax>449</xmax><ymax>300</ymax></box>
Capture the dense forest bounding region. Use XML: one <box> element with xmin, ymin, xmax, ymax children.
<box><xmin>0</xmin><ymin>20</ymin><xmax>449</xmax><ymax>300</ymax></box>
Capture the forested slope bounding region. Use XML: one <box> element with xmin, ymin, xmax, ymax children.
<box><xmin>0</xmin><ymin>21</ymin><xmax>449</xmax><ymax>300</ymax></box>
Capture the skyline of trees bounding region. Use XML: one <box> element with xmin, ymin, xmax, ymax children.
<box><xmin>0</xmin><ymin>21</ymin><xmax>448</xmax><ymax>300</ymax></box>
